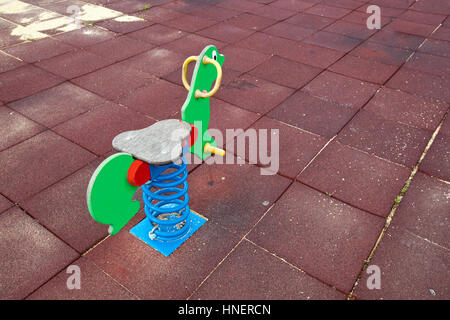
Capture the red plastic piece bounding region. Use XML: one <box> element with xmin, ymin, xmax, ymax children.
<box><xmin>127</xmin><ymin>160</ymin><xmax>151</xmax><ymax>186</ymax></box>
<box><xmin>189</xmin><ymin>124</ymin><xmax>198</xmax><ymax>147</ymax></box>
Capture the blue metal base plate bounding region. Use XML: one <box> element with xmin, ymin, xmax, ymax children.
<box><xmin>129</xmin><ymin>210</ymin><xmax>207</xmax><ymax>257</ymax></box>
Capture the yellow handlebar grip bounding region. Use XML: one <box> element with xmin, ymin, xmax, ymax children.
<box><xmin>204</xmin><ymin>143</ymin><xmax>225</xmax><ymax>156</ymax></box>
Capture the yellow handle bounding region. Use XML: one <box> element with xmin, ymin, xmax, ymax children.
<box><xmin>182</xmin><ymin>56</ymin><xmax>198</xmax><ymax>91</ymax></box>
<box><xmin>195</xmin><ymin>56</ymin><xmax>223</xmax><ymax>99</ymax></box>
<box><xmin>204</xmin><ymin>143</ymin><xmax>225</xmax><ymax>156</ymax></box>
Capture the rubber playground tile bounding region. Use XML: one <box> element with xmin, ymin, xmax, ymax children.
<box><xmin>127</xmin><ymin>24</ymin><xmax>186</xmax><ymax>45</ymax></box>
<box><xmin>342</xmin><ymin>10</ymin><xmax>390</xmax><ymax>27</ymax></box>
<box><xmin>369</xmin><ymin>30</ymin><xmax>425</xmax><ymax>51</ymax></box>
<box><xmin>117</xmin><ymin>79</ymin><xmax>187</xmax><ymax>120</ymax></box>
<box><xmin>0</xmin><ymin>194</ymin><xmax>13</xmax><ymax>214</ymax></box>
<box><xmin>225</xmin><ymin>13</ymin><xmax>277</xmax><ymax>31</ymax></box>
<box><xmin>393</xmin><ymin>172</ymin><xmax>450</xmax><ymax>248</ymax></box>
<box><xmin>386</xmin><ymin>19</ymin><xmax>438</xmax><ymax>38</ymax></box>
<box><xmin>419</xmin><ymin>116</ymin><xmax>450</xmax><ymax>182</ymax></box>
<box><xmin>268</xmin><ymin>90</ymin><xmax>357</xmax><ymax>138</ymax></box>
<box><xmin>85</xmin><ymin>219</ymin><xmax>240</xmax><ymax>299</ymax></box>
<box><xmin>53</xmin><ymin>27</ymin><xmax>117</xmax><ymax>48</ymax></box>
<box><xmin>251</xmin><ymin>4</ymin><xmax>296</xmax><ymax>21</ymax></box>
<box><xmin>329</xmin><ymin>55</ymin><xmax>398</xmax><ymax>84</ymax></box>
<box><xmin>431</xmin><ymin>27</ymin><xmax>450</xmax><ymax>43</ymax></box>
<box><xmin>0</xmin><ymin>18</ymin><xmax>15</xmax><ymax>30</ymax></box>
<box><xmin>190</xmin><ymin>5</ymin><xmax>241</xmax><ymax>22</ymax></box>
<box><xmin>21</xmin><ymin>161</ymin><xmax>111</xmax><ymax>253</ymax></box>
<box><xmin>349</xmin><ymin>41</ymin><xmax>412</xmax><ymax>66</ymax></box>
<box><xmin>281</xmin><ymin>41</ymin><xmax>345</xmax><ymax>69</ymax></box>
<box><xmin>0</xmin><ymin>65</ymin><xmax>64</xmax><ymax>103</ymax></box>
<box><xmin>398</xmin><ymin>10</ymin><xmax>446</xmax><ymax>26</ymax></box>
<box><xmin>0</xmin><ymin>106</ymin><xmax>45</xmax><ymax>151</ymax></box>
<box><xmin>134</xmin><ymin>7</ymin><xmax>185</xmax><ymax>24</ymax></box>
<box><xmin>162</xmin><ymin>33</ymin><xmax>225</xmax><ymax>57</ymax></box>
<box><xmin>443</xmin><ymin>16</ymin><xmax>450</xmax><ymax>28</ymax></box>
<box><xmin>86</xmin><ymin>36</ymin><xmax>154</xmax><ymax>63</ymax></box>
<box><xmin>8</xmin><ymin>82</ymin><xmax>106</xmax><ymax>128</ymax></box>
<box><xmin>71</xmin><ymin>63</ymin><xmax>156</xmax><ymax>100</ymax></box>
<box><xmin>247</xmin><ymin>182</ymin><xmax>385</xmax><ymax>293</ymax></box>
<box><xmin>105</xmin><ymin>0</ymin><xmax>153</xmax><ymax>13</ymax></box>
<box><xmin>248</xmin><ymin>55</ymin><xmax>322</xmax><ymax>89</ymax></box>
<box><xmin>216</xmin><ymin>0</ymin><xmax>264</xmax><ymax>12</ymax></box>
<box><xmin>232</xmin><ymin>117</ymin><xmax>328</xmax><ymax>178</ymax></box>
<box><xmin>117</xmin><ymin>47</ymin><xmax>186</xmax><ymax>77</ymax></box>
<box><xmin>269</xmin><ymin>0</ymin><xmax>315</xmax><ymax>12</ymax></box>
<box><xmin>285</xmin><ymin>12</ymin><xmax>335</xmax><ymax>30</ymax></box>
<box><xmin>96</xmin><ymin>16</ymin><xmax>152</xmax><ymax>34</ymax></box>
<box><xmin>162</xmin><ymin>13</ymin><xmax>217</xmax><ymax>32</ymax></box>
<box><xmin>0</xmin><ymin>27</ymin><xmax>29</xmax><ymax>48</ymax></box>
<box><xmin>263</xmin><ymin>21</ymin><xmax>315</xmax><ymax>42</ymax></box>
<box><xmin>196</xmin><ymin>23</ymin><xmax>255</xmax><ymax>44</ymax></box>
<box><xmin>355</xmin><ymin>4</ymin><xmax>406</xmax><ymax>18</ymax></box>
<box><xmin>364</xmin><ymin>87</ymin><xmax>448</xmax><ymax>131</ymax></box>
<box><xmin>162</xmin><ymin>0</ymin><xmax>213</xmax><ymax>13</ymax></box>
<box><xmin>53</xmin><ymin>102</ymin><xmax>155</xmax><ymax>155</ymax></box>
<box><xmin>215</xmin><ymin>74</ymin><xmax>294</xmax><ymax>114</ymax></box>
<box><xmin>303</xmin><ymin>31</ymin><xmax>361</xmax><ymax>52</ymax></box>
<box><xmin>387</xmin><ymin>68</ymin><xmax>450</xmax><ymax>102</ymax></box>
<box><xmin>191</xmin><ymin>240</ymin><xmax>345</xmax><ymax>300</ymax></box>
<box><xmin>322</xmin><ymin>0</ymin><xmax>364</xmax><ymax>10</ymax></box>
<box><xmin>304</xmin><ymin>4</ymin><xmax>351</xmax><ymax>19</ymax></box>
<box><xmin>2</xmin><ymin>37</ymin><xmax>75</xmax><ymax>63</ymax></box>
<box><xmin>418</xmin><ymin>38</ymin><xmax>450</xmax><ymax>59</ymax></box>
<box><xmin>324</xmin><ymin>20</ymin><xmax>377</xmax><ymax>40</ymax></box>
<box><xmin>354</xmin><ymin>225</ymin><xmax>450</xmax><ymax>300</ymax></box>
<box><xmin>410</xmin><ymin>0</ymin><xmax>450</xmax><ymax>15</ymax></box>
<box><xmin>27</xmin><ymin>257</ymin><xmax>137</xmax><ymax>300</ymax></box>
<box><xmin>302</xmin><ymin>71</ymin><xmax>379</xmax><ymax>110</ymax></box>
<box><xmin>405</xmin><ymin>52</ymin><xmax>450</xmax><ymax>78</ymax></box>
<box><xmin>298</xmin><ymin>141</ymin><xmax>411</xmax><ymax>217</ymax></box>
<box><xmin>0</xmin><ymin>51</ymin><xmax>26</xmax><ymax>73</ymax></box>
<box><xmin>0</xmin><ymin>207</ymin><xmax>79</xmax><ymax>299</ymax></box>
<box><xmin>363</xmin><ymin>0</ymin><xmax>412</xmax><ymax>10</ymax></box>
<box><xmin>35</xmin><ymin>50</ymin><xmax>115</xmax><ymax>79</ymax></box>
<box><xmin>234</xmin><ymin>32</ymin><xmax>298</xmax><ymax>56</ymax></box>
<box><xmin>337</xmin><ymin>110</ymin><xmax>432</xmax><ymax>168</ymax></box>
<box><xmin>218</xmin><ymin>45</ymin><xmax>269</xmax><ymax>73</ymax></box>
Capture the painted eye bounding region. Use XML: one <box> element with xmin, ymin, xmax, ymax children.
<box><xmin>212</xmin><ymin>51</ymin><xmax>217</xmax><ymax>61</ymax></box>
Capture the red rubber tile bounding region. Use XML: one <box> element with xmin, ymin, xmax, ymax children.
<box><xmin>134</xmin><ymin>6</ymin><xmax>185</xmax><ymax>23</ymax></box>
<box><xmin>252</xmin><ymin>4</ymin><xmax>296</xmax><ymax>21</ymax></box>
<box><xmin>303</xmin><ymin>31</ymin><xmax>361</xmax><ymax>52</ymax></box>
<box><xmin>0</xmin><ymin>130</ymin><xmax>95</xmax><ymax>202</ymax></box>
<box><xmin>323</xmin><ymin>0</ymin><xmax>364</xmax><ymax>10</ymax></box>
<box><xmin>35</xmin><ymin>50</ymin><xmax>115</xmax><ymax>79</ymax></box>
<box><xmin>196</xmin><ymin>23</ymin><xmax>255</xmax><ymax>44</ymax></box>
<box><xmin>370</xmin><ymin>30</ymin><xmax>425</xmax><ymax>50</ymax></box>
<box><xmin>248</xmin><ymin>55</ymin><xmax>322</xmax><ymax>89</ymax></box>
<box><xmin>86</xmin><ymin>36</ymin><xmax>154</xmax><ymax>63</ymax></box>
<box><xmin>354</xmin><ymin>225</ymin><xmax>450</xmax><ymax>299</ymax></box>
<box><xmin>268</xmin><ymin>90</ymin><xmax>358</xmax><ymax>138</ymax></box>
<box><xmin>219</xmin><ymin>45</ymin><xmax>269</xmax><ymax>73</ymax></box>
<box><xmin>0</xmin><ymin>207</ymin><xmax>79</xmax><ymax>299</ymax></box>
<box><xmin>105</xmin><ymin>0</ymin><xmax>152</xmax><ymax>13</ymax></box>
<box><xmin>53</xmin><ymin>27</ymin><xmax>117</xmax><ymax>48</ymax></box>
<box><xmin>405</xmin><ymin>52</ymin><xmax>450</xmax><ymax>78</ymax></box>
<box><xmin>117</xmin><ymin>47</ymin><xmax>185</xmax><ymax>77</ymax></box>
<box><xmin>27</xmin><ymin>257</ymin><xmax>137</xmax><ymax>299</ymax></box>
<box><xmin>324</xmin><ymin>20</ymin><xmax>377</xmax><ymax>40</ymax></box>
<box><xmin>191</xmin><ymin>240</ymin><xmax>345</xmax><ymax>300</ymax></box>
<box><xmin>285</xmin><ymin>12</ymin><xmax>335</xmax><ymax>30</ymax></box>
<box><xmin>127</xmin><ymin>24</ymin><xmax>186</xmax><ymax>45</ymax></box>
<box><xmin>234</xmin><ymin>32</ymin><xmax>295</xmax><ymax>55</ymax></box>
<box><xmin>0</xmin><ymin>18</ymin><xmax>15</xmax><ymax>30</ymax></box>
<box><xmin>162</xmin><ymin>13</ymin><xmax>217</xmax><ymax>32</ymax></box>
<box><xmin>215</xmin><ymin>74</ymin><xmax>294</xmax><ymax>114</ymax></box>
<box><xmin>247</xmin><ymin>182</ymin><xmax>385</xmax><ymax>293</ymax></box>
<box><xmin>0</xmin><ymin>51</ymin><xmax>26</xmax><ymax>73</ymax></box>
<box><xmin>398</xmin><ymin>10</ymin><xmax>446</xmax><ymax>26</ymax></box>
<box><xmin>410</xmin><ymin>0</ymin><xmax>450</xmax><ymax>15</ymax></box>
<box><xmin>270</xmin><ymin>0</ymin><xmax>315</xmax><ymax>12</ymax></box>
<box><xmin>162</xmin><ymin>0</ymin><xmax>211</xmax><ymax>13</ymax></box>
<box><xmin>0</xmin><ymin>65</ymin><xmax>64</xmax><ymax>102</ymax></box>
<box><xmin>117</xmin><ymin>78</ymin><xmax>186</xmax><ymax>120</ymax></box>
<box><xmin>387</xmin><ymin>68</ymin><xmax>450</xmax><ymax>102</ymax></box>
<box><xmin>8</xmin><ymin>82</ymin><xmax>106</xmax><ymax>127</ymax></box>
<box><xmin>298</xmin><ymin>141</ymin><xmax>411</xmax><ymax>217</ymax></box>
<box><xmin>355</xmin><ymin>4</ymin><xmax>406</xmax><ymax>17</ymax></box>
<box><xmin>349</xmin><ymin>41</ymin><xmax>413</xmax><ymax>66</ymax></box>
<box><xmin>365</xmin><ymin>0</ymin><xmax>412</xmax><ymax>9</ymax></box>
<box><xmin>418</xmin><ymin>38</ymin><xmax>450</xmax><ymax>59</ymax></box>
<box><xmin>420</xmin><ymin>116</ymin><xmax>450</xmax><ymax>182</ymax></box>
<box><xmin>0</xmin><ymin>106</ymin><xmax>45</xmax><ymax>151</ymax></box>
<box><xmin>394</xmin><ymin>172</ymin><xmax>450</xmax><ymax>248</ymax></box>
<box><xmin>21</xmin><ymin>159</ymin><xmax>112</xmax><ymax>253</ymax></box>
<box><xmin>303</xmin><ymin>71</ymin><xmax>379</xmax><ymax>109</ymax></box>
<box><xmin>283</xmin><ymin>42</ymin><xmax>345</xmax><ymax>69</ymax></box>
<box><xmin>96</xmin><ymin>16</ymin><xmax>152</xmax><ymax>34</ymax></box>
<box><xmin>305</xmin><ymin>4</ymin><xmax>351</xmax><ymax>19</ymax></box>
<box><xmin>329</xmin><ymin>55</ymin><xmax>398</xmax><ymax>84</ymax></box>
<box><xmin>226</xmin><ymin>13</ymin><xmax>276</xmax><ymax>31</ymax></box>
<box><xmin>232</xmin><ymin>117</ymin><xmax>328</xmax><ymax>178</ymax></box>
<box><xmin>263</xmin><ymin>21</ymin><xmax>315</xmax><ymax>41</ymax></box>
<box><xmin>187</xmin><ymin>163</ymin><xmax>291</xmax><ymax>235</ymax></box>
<box><xmin>364</xmin><ymin>87</ymin><xmax>448</xmax><ymax>131</ymax></box>
<box><xmin>0</xmin><ymin>27</ymin><xmax>27</xmax><ymax>48</ymax></box>
<box><xmin>216</xmin><ymin>0</ymin><xmax>264</xmax><ymax>12</ymax></box>
<box><xmin>342</xmin><ymin>10</ymin><xmax>390</xmax><ymax>27</ymax></box>
<box><xmin>337</xmin><ymin>110</ymin><xmax>432</xmax><ymax>167</ymax></box>
<box><xmin>71</xmin><ymin>63</ymin><xmax>156</xmax><ymax>100</ymax></box>
<box><xmin>85</xmin><ymin>221</ymin><xmax>240</xmax><ymax>299</ymax></box>
<box><xmin>162</xmin><ymin>33</ymin><xmax>225</xmax><ymax>56</ymax></box>
<box><xmin>386</xmin><ymin>19</ymin><xmax>437</xmax><ymax>37</ymax></box>
<box><xmin>0</xmin><ymin>194</ymin><xmax>13</xmax><ymax>214</ymax></box>
<box><xmin>443</xmin><ymin>16</ymin><xmax>450</xmax><ymax>27</ymax></box>
<box><xmin>53</xmin><ymin>102</ymin><xmax>155</xmax><ymax>155</ymax></box>
<box><xmin>2</xmin><ymin>37</ymin><xmax>75</xmax><ymax>63</ymax></box>
<box><xmin>190</xmin><ymin>5</ymin><xmax>240</xmax><ymax>22</ymax></box>
<box><xmin>431</xmin><ymin>27</ymin><xmax>450</xmax><ymax>42</ymax></box>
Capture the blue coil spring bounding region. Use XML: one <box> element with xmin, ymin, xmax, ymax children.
<box><xmin>141</xmin><ymin>156</ymin><xmax>191</xmax><ymax>241</ymax></box>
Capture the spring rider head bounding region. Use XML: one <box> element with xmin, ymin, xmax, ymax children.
<box><xmin>86</xmin><ymin>45</ymin><xmax>225</xmax><ymax>256</ymax></box>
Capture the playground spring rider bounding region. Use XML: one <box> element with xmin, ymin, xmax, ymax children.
<box><xmin>87</xmin><ymin>46</ymin><xmax>225</xmax><ymax>256</ymax></box>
